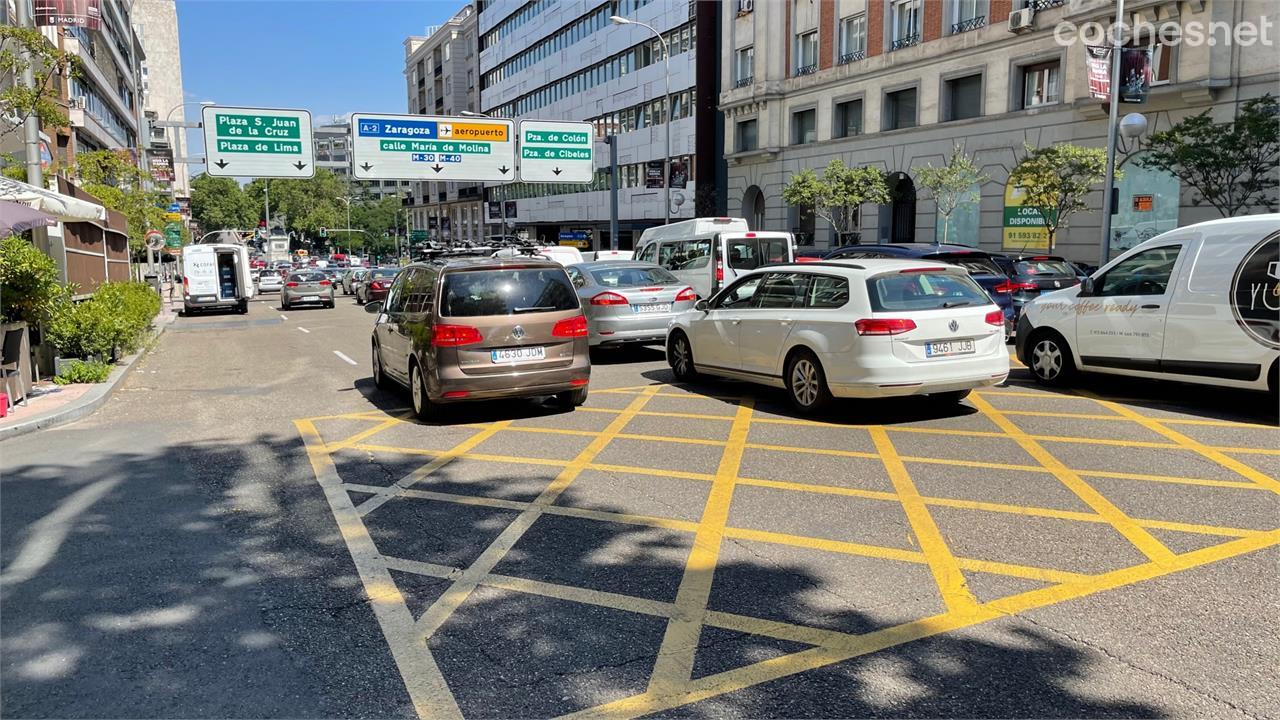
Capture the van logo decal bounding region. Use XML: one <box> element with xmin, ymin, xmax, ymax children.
<box><xmin>948</xmin><ymin>320</ymin><xmax>959</xmax><ymax>332</ymax></box>
<box><xmin>1230</xmin><ymin>233</ymin><xmax>1279</xmax><ymax>349</ymax></box>
<box><xmin>512</xmin><ymin>325</ymin><xmax>525</xmax><ymax>340</ymax></box>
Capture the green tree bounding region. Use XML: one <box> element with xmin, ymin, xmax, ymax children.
<box><xmin>73</xmin><ymin>150</ymin><xmax>169</xmax><ymax>256</ymax></box>
<box><xmin>244</xmin><ymin>170</ymin><xmax>345</xmax><ymax>241</ymax></box>
<box><xmin>782</xmin><ymin>159</ymin><xmax>890</xmax><ymax>240</ymax></box>
<box><xmin>0</xmin><ymin>25</ymin><xmax>81</xmax><ymax>141</ymax></box>
<box><xmin>190</xmin><ymin>173</ymin><xmax>255</xmax><ymax>231</ymax></box>
<box><xmin>1139</xmin><ymin>94</ymin><xmax>1278</xmax><ymax>217</ymax></box>
<box><xmin>916</xmin><ymin>145</ymin><xmax>988</xmax><ymax>245</ymax></box>
<box><xmin>1009</xmin><ymin>143</ymin><xmax>1112</xmax><ymax>251</ymax></box>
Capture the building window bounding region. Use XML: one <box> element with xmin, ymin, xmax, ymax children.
<box><xmin>736</xmin><ymin>118</ymin><xmax>758</xmax><ymax>152</ymax></box>
<box><xmin>467</xmin><ymin>70</ymin><xmax>474</xmax><ymax>89</ymax></box>
<box><xmin>1021</xmin><ymin>61</ymin><xmax>1060</xmax><ymax>108</ymax></box>
<box><xmin>884</xmin><ymin>88</ymin><xmax>918</xmax><ymax>130</ymax></box>
<box><xmin>795</xmin><ymin>30</ymin><xmax>818</xmax><ymax>75</ymax></box>
<box><xmin>734</xmin><ymin>46</ymin><xmax>754</xmax><ymax>87</ymax></box>
<box><xmin>890</xmin><ymin>0</ymin><xmax>921</xmax><ymax>49</ymax></box>
<box><xmin>945</xmin><ymin>74</ymin><xmax>983</xmax><ymax>121</ymax></box>
<box><xmin>950</xmin><ymin>0</ymin><xmax>985</xmax><ymax>33</ymax></box>
<box><xmin>791</xmin><ymin>108</ymin><xmax>816</xmax><ymax>145</ymax></box>
<box><xmin>839</xmin><ymin>14</ymin><xmax>866</xmax><ymax>63</ymax></box>
<box><xmin>834</xmin><ymin>99</ymin><xmax>862</xmax><ymax>138</ymax></box>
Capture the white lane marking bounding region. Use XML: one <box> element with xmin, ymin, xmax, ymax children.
<box><xmin>334</xmin><ymin>350</ymin><xmax>358</xmax><ymax>366</ymax></box>
<box><xmin>279</xmin><ymin>314</ymin><xmax>288</xmax><ymax>320</ymax></box>
<box><xmin>297</xmin><ymin>327</ymin><xmax>311</xmax><ymax>334</ymax></box>
<box><xmin>0</xmin><ymin>478</ymin><xmax>121</xmax><ymax>590</ymax></box>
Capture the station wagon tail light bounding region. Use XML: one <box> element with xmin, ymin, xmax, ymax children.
<box><xmin>552</xmin><ymin>315</ymin><xmax>589</xmax><ymax>337</ymax></box>
<box><xmin>431</xmin><ymin>324</ymin><xmax>484</xmax><ymax>347</ymax></box>
<box><xmin>985</xmin><ymin>309</ymin><xmax>1005</xmax><ymax>326</ymax></box>
<box><xmin>590</xmin><ymin>291</ymin><xmax>629</xmax><ymax>306</ymax></box>
<box><xmin>285</xmin><ymin>282</ymin><xmax>299</xmax><ymax>288</ymax></box>
<box><xmin>855</xmin><ymin>318</ymin><xmax>917</xmax><ymax>336</ymax></box>
<box><xmin>675</xmin><ymin>287</ymin><xmax>697</xmax><ymax>302</ymax></box>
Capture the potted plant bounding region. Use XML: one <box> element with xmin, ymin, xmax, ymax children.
<box><xmin>0</xmin><ymin>236</ymin><xmax>70</xmax><ymax>391</ymax></box>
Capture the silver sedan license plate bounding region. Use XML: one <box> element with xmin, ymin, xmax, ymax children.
<box><xmin>491</xmin><ymin>346</ymin><xmax>546</xmax><ymax>363</ymax></box>
<box><xmin>303</xmin><ymin>295</ymin><xmax>319</xmax><ymax>301</ymax></box>
<box><xmin>926</xmin><ymin>339</ymin><xmax>976</xmax><ymax>358</ymax></box>
<box><xmin>632</xmin><ymin>303</ymin><xmax>671</xmax><ymax>314</ymax></box>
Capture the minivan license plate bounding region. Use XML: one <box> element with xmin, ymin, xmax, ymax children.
<box><xmin>925</xmin><ymin>339</ymin><xmax>975</xmax><ymax>358</ymax></box>
<box><xmin>491</xmin><ymin>346</ymin><xmax>546</xmax><ymax>363</ymax></box>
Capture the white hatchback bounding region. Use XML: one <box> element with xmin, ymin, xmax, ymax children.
<box><xmin>665</xmin><ymin>260</ymin><xmax>1010</xmax><ymax>412</ymax></box>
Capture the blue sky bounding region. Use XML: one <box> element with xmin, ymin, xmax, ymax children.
<box><xmin>178</xmin><ymin>0</ymin><xmax>460</xmax><ymax>158</ymax></box>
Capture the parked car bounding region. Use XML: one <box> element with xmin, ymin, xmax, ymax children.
<box><xmin>666</xmin><ymin>259</ymin><xmax>1010</xmax><ymax>413</ymax></box>
<box><xmin>823</xmin><ymin>243</ymin><xmax>1016</xmax><ymax>339</ymax></box>
<box><xmin>565</xmin><ymin>261</ymin><xmax>697</xmax><ymax>347</ymax></box>
<box><xmin>357</xmin><ymin>267</ymin><xmax>400</xmax><ymax>305</ymax></box>
<box><xmin>635</xmin><ymin>217</ymin><xmax>795</xmax><ymax>299</ymax></box>
<box><xmin>365</xmin><ymin>255</ymin><xmax>590</xmax><ymax>419</ymax></box>
<box><xmin>257</xmin><ymin>271</ymin><xmax>284</xmax><ymax>293</ymax></box>
<box><xmin>281</xmin><ymin>270</ymin><xmax>335</xmax><ymax>309</ymax></box>
<box><xmin>341</xmin><ymin>267</ymin><xmax>368</xmax><ymax>295</ymax></box>
<box><xmin>1017</xmin><ymin>215</ymin><xmax>1279</xmax><ymax>394</ymax></box>
<box><xmin>989</xmin><ymin>253</ymin><xmax>1081</xmax><ymax>321</ymax></box>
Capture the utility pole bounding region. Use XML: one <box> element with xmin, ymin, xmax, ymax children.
<box><xmin>264</xmin><ymin>180</ymin><xmax>270</xmax><ymax>235</ymax></box>
<box><xmin>1099</xmin><ymin>0</ymin><xmax>1126</xmax><ymax>265</ymax></box>
<box><xmin>606</xmin><ymin>135</ymin><xmax>620</xmax><ymax>250</ymax></box>
<box><xmin>15</xmin><ymin>0</ymin><xmax>43</xmax><ymax>186</ymax></box>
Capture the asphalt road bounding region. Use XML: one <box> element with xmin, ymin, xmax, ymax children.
<box><xmin>2</xmin><ymin>290</ymin><xmax>1278</xmax><ymax>719</ymax></box>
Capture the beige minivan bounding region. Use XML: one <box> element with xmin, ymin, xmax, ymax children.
<box><xmin>365</xmin><ymin>255</ymin><xmax>591</xmax><ymax>419</ymax></box>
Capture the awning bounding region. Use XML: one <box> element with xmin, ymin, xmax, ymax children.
<box><xmin>0</xmin><ymin>176</ymin><xmax>107</xmax><ymax>223</ymax></box>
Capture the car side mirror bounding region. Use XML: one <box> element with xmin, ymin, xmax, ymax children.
<box><xmin>1079</xmin><ymin>277</ymin><xmax>1095</xmax><ymax>296</ymax></box>
<box><xmin>694</xmin><ymin>299</ymin><xmax>708</xmax><ymax>312</ymax></box>
<box><xmin>364</xmin><ymin>301</ymin><xmax>384</xmax><ymax>314</ymax></box>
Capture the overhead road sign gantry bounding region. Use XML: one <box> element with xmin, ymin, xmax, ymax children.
<box><xmin>349</xmin><ymin>112</ymin><xmax>516</xmax><ymax>182</ymax></box>
<box><xmin>202</xmin><ymin>105</ymin><xmax>315</xmax><ymax>178</ymax></box>
<box><xmin>518</xmin><ymin>120</ymin><xmax>594</xmax><ymax>183</ymax></box>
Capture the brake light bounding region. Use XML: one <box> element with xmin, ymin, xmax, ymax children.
<box><xmin>899</xmin><ymin>267</ymin><xmax>948</xmax><ymax>274</ymax></box>
<box><xmin>1029</xmin><ymin>256</ymin><xmax>1051</xmax><ymax>261</ymax></box>
<box><xmin>431</xmin><ymin>324</ymin><xmax>484</xmax><ymax>347</ymax></box>
<box><xmin>371</xmin><ymin>281</ymin><xmax>384</xmax><ymax>289</ymax></box>
<box><xmin>715</xmin><ymin>263</ymin><xmax>724</xmax><ymax>282</ymax></box>
<box><xmin>675</xmin><ymin>287</ymin><xmax>697</xmax><ymax>302</ymax></box>
<box><xmin>855</xmin><ymin>318</ymin><xmax>917</xmax><ymax>336</ymax></box>
<box><xmin>590</xmin><ymin>291</ymin><xmax>628</xmax><ymax>306</ymax></box>
<box><xmin>285</xmin><ymin>282</ymin><xmax>299</xmax><ymax>288</ymax></box>
<box><xmin>182</xmin><ymin>276</ymin><xmax>189</xmax><ymax>293</ymax></box>
<box><xmin>744</xmin><ymin>232</ymin><xmax>756</xmax><ymax>238</ymax></box>
<box><xmin>319</xmin><ymin>280</ymin><xmax>331</xmax><ymax>286</ymax></box>
<box><xmin>570</xmin><ymin>378</ymin><xmax>589</xmax><ymax>387</ymax></box>
<box><xmin>985</xmin><ymin>309</ymin><xmax>1005</xmax><ymax>326</ymax></box>
<box><xmin>794</xmin><ymin>256</ymin><xmax>821</xmax><ymax>263</ymax></box>
<box><xmin>552</xmin><ymin>314</ymin><xmax>589</xmax><ymax>337</ymax></box>
<box><xmin>442</xmin><ymin>391</ymin><xmax>471</xmax><ymax>399</ymax></box>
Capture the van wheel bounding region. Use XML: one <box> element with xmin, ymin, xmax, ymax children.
<box><xmin>668</xmin><ymin>331</ymin><xmax>697</xmax><ymax>381</ymax></box>
<box><xmin>556</xmin><ymin>387</ymin><xmax>588</xmax><ymax>408</ymax></box>
<box><xmin>786</xmin><ymin>350</ymin><xmax>832</xmax><ymax>414</ymax></box>
<box><xmin>409</xmin><ymin>362</ymin><xmax>433</xmax><ymax>421</ymax></box>
<box><xmin>1028</xmin><ymin>330</ymin><xmax>1076</xmax><ymax>386</ymax></box>
<box><xmin>372</xmin><ymin>343</ymin><xmax>391</xmax><ymax>391</ymax></box>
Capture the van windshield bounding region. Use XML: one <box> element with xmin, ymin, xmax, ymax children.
<box><xmin>442</xmin><ymin>268</ymin><xmax>579</xmax><ymax>317</ymax></box>
<box><xmin>724</xmin><ymin>237</ymin><xmax>790</xmax><ymax>270</ymax></box>
<box><xmin>867</xmin><ymin>272</ymin><xmax>992</xmax><ymax>311</ymax></box>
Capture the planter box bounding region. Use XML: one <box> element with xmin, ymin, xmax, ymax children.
<box><xmin>0</xmin><ymin>322</ymin><xmax>32</xmax><ymax>394</ymax></box>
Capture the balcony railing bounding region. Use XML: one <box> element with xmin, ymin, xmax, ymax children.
<box><xmin>889</xmin><ymin>33</ymin><xmax>920</xmax><ymax>51</ymax></box>
<box><xmin>795</xmin><ymin>63</ymin><xmax>818</xmax><ymax>76</ymax></box>
<box><xmin>1028</xmin><ymin>0</ymin><xmax>1065</xmax><ymax>10</ymax></box>
<box><xmin>838</xmin><ymin>50</ymin><xmax>866</xmax><ymax>65</ymax></box>
<box><xmin>733</xmin><ymin>75</ymin><xmax>753</xmax><ymax>88</ymax></box>
<box><xmin>433</xmin><ymin>64</ymin><xmax>443</xmax><ymax>76</ymax></box>
<box><xmin>951</xmin><ymin>15</ymin><xmax>986</xmax><ymax>33</ymax></box>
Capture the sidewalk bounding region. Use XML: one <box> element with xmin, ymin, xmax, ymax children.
<box><xmin>0</xmin><ymin>283</ymin><xmax>180</xmax><ymax>441</ymax></box>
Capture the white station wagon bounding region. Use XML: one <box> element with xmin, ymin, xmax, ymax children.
<box><xmin>665</xmin><ymin>259</ymin><xmax>1010</xmax><ymax>412</ymax></box>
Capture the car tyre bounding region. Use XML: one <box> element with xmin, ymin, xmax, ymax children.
<box><xmin>280</xmin><ymin>298</ymin><xmax>289</xmax><ymax>310</ymax></box>
<box><xmin>556</xmin><ymin>386</ymin><xmax>588</xmax><ymax>408</ymax></box>
<box><xmin>356</xmin><ymin>291</ymin><xmax>365</xmax><ymax>306</ymax></box>
<box><xmin>667</xmin><ymin>331</ymin><xmax>698</xmax><ymax>381</ymax></box>
<box><xmin>409</xmin><ymin>362</ymin><xmax>433</xmax><ymax>421</ymax></box>
<box><xmin>785</xmin><ymin>350</ymin><xmax>832</xmax><ymax>414</ymax></box>
<box><xmin>930</xmin><ymin>389</ymin><xmax>972</xmax><ymax>404</ymax></box>
<box><xmin>1028</xmin><ymin>330</ymin><xmax>1076</xmax><ymax>386</ymax></box>
<box><xmin>372</xmin><ymin>343</ymin><xmax>392</xmax><ymax>391</ymax></box>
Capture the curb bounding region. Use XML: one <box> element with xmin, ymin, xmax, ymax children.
<box><xmin>0</xmin><ymin>309</ymin><xmax>174</xmax><ymax>443</ymax></box>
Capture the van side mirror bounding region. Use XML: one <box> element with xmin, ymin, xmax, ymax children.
<box><xmin>364</xmin><ymin>301</ymin><xmax>384</xmax><ymax>314</ymax></box>
<box><xmin>694</xmin><ymin>299</ymin><xmax>708</xmax><ymax>312</ymax></box>
<box><xmin>1079</xmin><ymin>277</ymin><xmax>1095</xmax><ymax>296</ymax></box>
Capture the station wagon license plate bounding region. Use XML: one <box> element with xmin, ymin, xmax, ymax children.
<box><xmin>925</xmin><ymin>339</ymin><xmax>975</xmax><ymax>358</ymax></box>
<box><xmin>632</xmin><ymin>303</ymin><xmax>671</xmax><ymax>314</ymax></box>
<box><xmin>491</xmin><ymin>346</ymin><xmax>546</xmax><ymax>363</ymax></box>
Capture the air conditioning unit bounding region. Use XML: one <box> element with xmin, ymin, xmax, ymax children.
<box><xmin>75</xmin><ymin>95</ymin><xmax>88</xmax><ymax>109</ymax></box>
<box><xmin>1008</xmin><ymin>8</ymin><xmax>1034</xmax><ymax>32</ymax></box>
<box><xmin>737</xmin><ymin>0</ymin><xmax>753</xmax><ymax>15</ymax></box>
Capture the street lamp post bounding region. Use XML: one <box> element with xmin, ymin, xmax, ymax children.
<box><xmin>164</xmin><ymin>100</ymin><xmax>215</xmax><ymax>196</ymax></box>
<box><xmin>1097</xmin><ymin>0</ymin><xmax>1126</xmax><ymax>266</ymax></box>
<box><xmin>611</xmin><ymin>15</ymin><xmax>671</xmax><ymax>225</ymax></box>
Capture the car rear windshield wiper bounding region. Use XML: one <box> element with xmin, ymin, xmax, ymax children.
<box><xmin>513</xmin><ymin>306</ymin><xmax>558</xmax><ymax>313</ymax></box>
<box><xmin>941</xmin><ymin>300</ymin><xmax>973</xmax><ymax>308</ymax></box>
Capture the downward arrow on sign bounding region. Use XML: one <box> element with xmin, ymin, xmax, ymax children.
<box><xmin>431</xmin><ymin>164</ymin><xmax>444</xmax><ymax>173</ymax></box>
<box><xmin>360</xmin><ymin>163</ymin><xmax>373</xmax><ymax>171</ymax></box>
<box><xmin>498</xmin><ymin>166</ymin><xmax>510</xmax><ymax>174</ymax></box>
<box><xmin>214</xmin><ymin>160</ymin><xmax>229</xmax><ymax>169</ymax></box>
<box><xmin>552</xmin><ymin>167</ymin><xmax>562</xmax><ymax>176</ymax></box>
<box><xmin>293</xmin><ymin>161</ymin><xmax>307</xmax><ymax>170</ymax></box>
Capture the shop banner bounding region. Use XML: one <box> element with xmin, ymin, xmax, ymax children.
<box><xmin>1002</xmin><ymin>184</ymin><xmax>1054</xmax><ymax>252</ymax></box>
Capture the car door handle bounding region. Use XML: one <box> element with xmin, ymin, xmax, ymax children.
<box><xmin>1140</xmin><ymin>304</ymin><xmax>1161</xmax><ymax>309</ymax></box>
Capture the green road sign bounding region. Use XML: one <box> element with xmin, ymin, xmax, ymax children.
<box><xmin>410</xmin><ymin>230</ymin><xmax>428</xmax><ymax>241</ymax></box>
<box><xmin>518</xmin><ymin>120</ymin><xmax>593</xmax><ymax>183</ymax></box>
<box><xmin>202</xmin><ymin>105</ymin><xmax>315</xmax><ymax>179</ymax></box>
<box><xmin>164</xmin><ymin>221</ymin><xmax>183</xmax><ymax>248</ymax></box>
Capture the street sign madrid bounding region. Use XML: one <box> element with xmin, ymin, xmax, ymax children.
<box><xmin>350</xmin><ymin>113</ymin><xmax>515</xmax><ymax>182</ymax></box>
<box><xmin>202</xmin><ymin>105</ymin><xmax>315</xmax><ymax>179</ymax></box>
<box><xmin>518</xmin><ymin>120</ymin><xmax>594</xmax><ymax>183</ymax></box>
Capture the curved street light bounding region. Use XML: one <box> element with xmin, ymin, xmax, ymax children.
<box><xmin>611</xmin><ymin>15</ymin><xmax>671</xmax><ymax>225</ymax></box>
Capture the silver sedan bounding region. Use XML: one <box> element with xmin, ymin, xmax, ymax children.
<box><xmin>565</xmin><ymin>261</ymin><xmax>697</xmax><ymax>347</ymax></box>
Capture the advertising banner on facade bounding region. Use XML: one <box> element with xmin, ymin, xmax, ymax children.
<box><xmin>1002</xmin><ymin>184</ymin><xmax>1053</xmax><ymax>252</ymax></box>
<box><xmin>1086</xmin><ymin>46</ymin><xmax>1152</xmax><ymax>103</ymax></box>
<box><xmin>487</xmin><ymin>201</ymin><xmax>501</xmax><ymax>221</ymax></box>
<box><xmin>669</xmin><ymin>159</ymin><xmax>688</xmax><ymax>189</ymax></box>
<box><xmin>33</xmin><ymin>0</ymin><xmax>100</xmax><ymax>29</ymax></box>
<box><xmin>645</xmin><ymin>161</ymin><xmax>665</xmax><ymax>189</ymax></box>
<box><xmin>1086</xmin><ymin>46</ymin><xmax>1111</xmax><ymax>100</ymax></box>
<box><xmin>504</xmin><ymin>200</ymin><xmax>517</xmax><ymax>220</ymax></box>
<box><xmin>149</xmin><ymin>149</ymin><xmax>174</xmax><ymax>183</ymax></box>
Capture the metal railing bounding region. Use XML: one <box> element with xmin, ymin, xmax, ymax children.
<box><xmin>795</xmin><ymin>63</ymin><xmax>818</xmax><ymax>76</ymax></box>
<box><xmin>951</xmin><ymin>15</ymin><xmax>986</xmax><ymax>33</ymax></box>
<box><xmin>1028</xmin><ymin>0</ymin><xmax>1065</xmax><ymax>10</ymax></box>
<box><xmin>733</xmin><ymin>75</ymin><xmax>754</xmax><ymax>88</ymax></box>
<box><xmin>889</xmin><ymin>33</ymin><xmax>920</xmax><ymax>51</ymax></box>
<box><xmin>838</xmin><ymin>50</ymin><xmax>866</xmax><ymax>65</ymax></box>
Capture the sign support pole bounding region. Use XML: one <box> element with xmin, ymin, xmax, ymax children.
<box><xmin>1099</xmin><ymin>0</ymin><xmax>1126</xmax><ymax>265</ymax></box>
<box><xmin>15</xmin><ymin>0</ymin><xmax>42</xmax><ymax>186</ymax></box>
<box><xmin>607</xmin><ymin>136</ymin><xmax>620</xmax><ymax>250</ymax></box>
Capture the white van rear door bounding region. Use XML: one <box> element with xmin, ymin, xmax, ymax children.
<box><xmin>184</xmin><ymin>250</ymin><xmax>218</xmax><ymax>296</ymax></box>
<box><xmin>718</xmin><ymin>232</ymin><xmax>794</xmax><ymax>287</ymax></box>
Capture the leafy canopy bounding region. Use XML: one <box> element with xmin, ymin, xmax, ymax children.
<box><xmin>0</xmin><ymin>25</ymin><xmax>81</xmax><ymax>141</ymax></box>
<box><xmin>916</xmin><ymin>145</ymin><xmax>988</xmax><ymax>245</ymax></box>
<box><xmin>782</xmin><ymin>159</ymin><xmax>890</xmax><ymax>236</ymax></box>
<box><xmin>190</xmin><ymin>174</ymin><xmax>256</xmax><ymax>232</ymax></box>
<box><xmin>1009</xmin><ymin>143</ymin><xmax>1112</xmax><ymax>250</ymax></box>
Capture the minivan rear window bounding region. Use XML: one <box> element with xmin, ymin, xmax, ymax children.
<box><xmin>442</xmin><ymin>268</ymin><xmax>579</xmax><ymax>317</ymax></box>
<box><xmin>724</xmin><ymin>237</ymin><xmax>790</xmax><ymax>270</ymax></box>
<box><xmin>867</xmin><ymin>272</ymin><xmax>992</xmax><ymax>312</ymax></box>
<box><xmin>1015</xmin><ymin>259</ymin><xmax>1075</xmax><ymax>277</ymax></box>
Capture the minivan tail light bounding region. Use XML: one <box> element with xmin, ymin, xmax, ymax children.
<box><xmin>674</xmin><ymin>287</ymin><xmax>697</xmax><ymax>302</ymax></box>
<box><xmin>855</xmin><ymin>318</ymin><xmax>917</xmax><ymax>336</ymax></box>
<box><xmin>431</xmin><ymin>324</ymin><xmax>484</xmax><ymax>347</ymax></box>
<box><xmin>590</xmin><ymin>291</ymin><xmax>628</xmax><ymax>306</ymax></box>
<box><xmin>552</xmin><ymin>315</ymin><xmax>589</xmax><ymax>338</ymax></box>
<box><xmin>985</xmin><ymin>309</ymin><xmax>1005</xmax><ymax>326</ymax></box>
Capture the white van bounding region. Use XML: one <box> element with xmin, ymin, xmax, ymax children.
<box><xmin>1016</xmin><ymin>215</ymin><xmax>1279</xmax><ymax>393</ymax></box>
<box><xmin>181</xmin><ymin>243</ymin><xmax>255</xmax><ymax>315</ymax></box>
<box><xmin>635</xmin><ymin>217</ymin><xmax>795</xmax><ymax>298</ymax></box>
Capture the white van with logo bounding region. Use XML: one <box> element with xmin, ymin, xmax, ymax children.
<box><xmin>181</xmin><ymin>243</ymin><xmax>255</xmax><ymax>315</ymax></box>
<box><xmin>1016</xmin><ymin>215</ymin><xmax>1279</xmax><ymax>394</ymax></box>
<box><xmin>635</xmin><ymin>217</ymin><xmax>795</xmax><ymax>299</ymax></box>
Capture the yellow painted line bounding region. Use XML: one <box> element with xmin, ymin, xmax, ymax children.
<box><xmin>737</xmin><ymin>477</ymin><xmax>897</xmax><ymax>503</ymax></box>
<box><xmin>300</xmin><ymin>410</ymin><xmax>394</xmax><ymax>423</ymax></box>
<box><xmin>294</xmin><ymin>420</ymin><xmax>463</xmax><ymax>720</ymax></box>
<box><xmin>414</xmin><ymin>387</ymin><xmax>661</xmax><ymax>642</ymax></box>
<box><xmin>746</xmin><ymin>442</ymin><xmax>880</xmax><ymax>460</ymax></box>
<box><xmin>870</xmin><ymin>427</ymin><xmax>979</xmax><ymax>613</ymax></box>
<box><xmin>999</xmin><ymin>409</ymin><xmax>1133</xmax><ymax>421</ymax></box>
<box><xmin>543</xmin><ymin>503</ymin><xmax>700</xmax><ymax>533</ymax></box>
<box><xmin>596</xmin><ymin>388</ymin><xmax>740</xmax><ymax>401</ymax></box>
<box><xmin>325</xmin><ymin>413</ymin><xmax>413</xmax><ymax>451</ymax></box>
<box><xmin>577</xmin><ymin>406</ymin><xmax>737</xmax><ymax>422</ymax></box>
<box><xmin>354</xmin><ymin>422</ymin><xmax>512</xmax><ymax>517</ymax></box>
<box><xmin>585</xmin><ymin>462</ymin><xmax>716</xmax><ymax>483</ymax></box>
<box><xmin>614</xmin><ymin>432</ymin><xmax>727</xmax><ymax>447</ymax></box>
<box><xmin>969</xmin><ymin>394</ymin><xmax>1176</xmax><ymax>564</ymax></box>
<box><xmin>1159</xmin><ymin>417</ymin><xmax>1279</xmax><ymax>430</ymax></box>
<box><xmin>1008</xmin><ymin>353</ymin><xmax>1025</xmax><ymax>368</ymax></box>
<box><xmin>647</xmin><ymin>399</ymin><xmax>755</xmax><ymax>695</ymax></box>
<box><xmin>484</xmin><ymin>573</ymin><xmax>675</xmax><ymax>618</ymax></box>
<box><xmin>974</xmin><ymin>389</ymin><xmax>1098</xmax><ymax>400</ymax></box>
<box><xmin>567</xmin><ymin>529</ymin><xmax>1280</xmax><ymax>719</ymax></box>
<box><xmin>1063</xmin><ymin>468</ymin><xmax>1266</xmax><ymax>490</ymax></box>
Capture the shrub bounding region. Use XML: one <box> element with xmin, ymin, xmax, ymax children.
<box><xmin>0</xmin><ymin>235</ymin><xmax>69</xmax><ymax>326</ymax></box>
<box><xmin>52</xmin><ymin>359</ymin><xmax>112</xmax><ymax>384</ymax></box>
<box><xmin>45</xmin><ymin>281</ymin><xmax>160</xmax><ymax>359</ymax></box>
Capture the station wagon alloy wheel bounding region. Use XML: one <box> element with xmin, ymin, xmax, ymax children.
<box><xmin>669</xmin><ymin>333</ymin><xmax>695</xmax><ymax>380</ymax></box>
<box><xmin>790</xmin><ymin>357</ymin><xmax>820</xmax><ymax>407</ymax></box>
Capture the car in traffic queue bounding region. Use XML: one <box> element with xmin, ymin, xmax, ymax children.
<box><xmin>1017</xmin><ymin>215</ymin><xmax>1279</xmax><ymax>395</ymax></box>
<box><xmin>666</xmin><ymin>259</ymin><xmax>1010</xmax><ymax>413</ymax></box>
<box><xmin>257</xmin><ymin>270</ymin><xmax>284</xmax><ymax>293</ymax></box>
<box><xmin>281</xmin><ymin>270</ymin><xmax>336</xmax><ymax>310</ymax></box>
<box><xmin>635</xmin><ymin>217</ymin><xmax>796</xmax><ymax>299</ymax></box>
<box><xmin>565</xmin><ymin>261</ymin><xmax>698</xmax><ymax>347</ymax></box>
<box><xmin>357</xmin><ymin>267</ymin><xmax>400</xmax><ymax>305</ymax></box>
<box><xmin>341</xmin><ymin>267</ymin><xmax>368</xmax><ymax>295</ymax></box>
<box><xmin>989</xmin><ymin>253</ymin><xmax>1081</xmax><ymax>321</ymax></box>
<box><xmin>365</xmin><ymin>254</ymin><xmax>591</xmax><ymax>419</ymax></box>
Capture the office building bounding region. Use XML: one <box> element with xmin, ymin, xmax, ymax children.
<box><xmin>135</xmin><ymin>0</ymin><xmax>189</xmax><ymax>200</ymax></box>
<box><xmin>58</xmin><ymin>0</ymin><xmax>147</xmax><ymax>168</ymax></box>
<box><xmin>721</xmin><ymin>0</ymin><xmax>1277</xmax><ymax>261</ymax></box>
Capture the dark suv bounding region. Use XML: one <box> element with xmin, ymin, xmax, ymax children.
<box><xmin>365</xmin><ymin>255</ymin><xmax>591</xmax><ymax>419</ymax></box>
<box><xmin>989</xmin><ymin>253</ymin><xmax>1081</xmax><ymax>320</ymax></box>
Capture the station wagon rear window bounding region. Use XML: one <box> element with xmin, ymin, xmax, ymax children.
<box><xmin>442</xmin><ymin>269</ymin><xmax>579</xmax><ymax>317</ymax></box>
<box><xmin>867</xmin><ymin>272</ymin><xmax>991</xmax><ymax>312</ymax></box>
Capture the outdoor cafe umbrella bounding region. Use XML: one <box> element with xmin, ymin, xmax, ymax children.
<box><xmin>0</xmin><ymin>198</ymin><xmax>56</xmax><ymax>236</ymax></box>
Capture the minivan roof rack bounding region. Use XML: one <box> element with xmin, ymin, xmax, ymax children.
<box><xmin>412</xmin><ymin>237</ymin><xmax>545</xmax><ymax>263</ymax></box>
